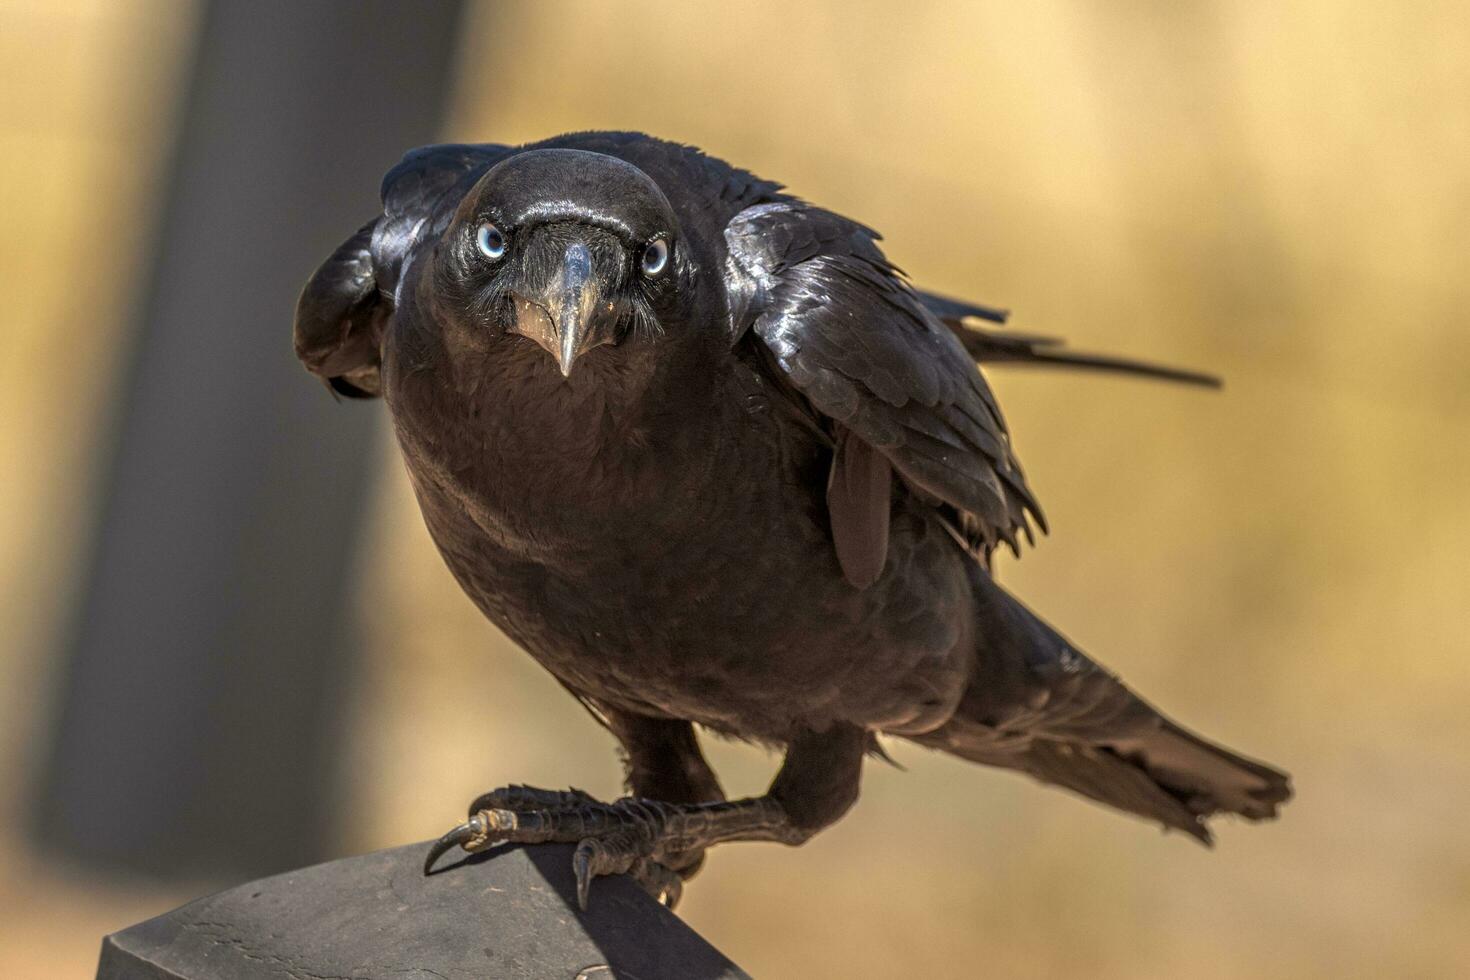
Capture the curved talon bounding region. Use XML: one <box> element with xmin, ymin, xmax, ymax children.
<box><xmin>634</xmin><ymin>859</ymin><xmax>684</xmax><ymax>908</ymax></box>
<box><xmin>572</xmin><ymin>832</ymin><xmax>669</xmax><ymax>911</ymax></box>
<box><xmin>422</xmin><ymin>811</ymin><xmax>490</xmax><ymax>874</ymax></box>
<box><xmin>573</xmin><ymin>839</ymin><xmax>596</xmax><ymax>910</ymax></box>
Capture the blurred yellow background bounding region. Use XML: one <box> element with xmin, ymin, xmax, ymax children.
<box><xmin>3</xmin><ymin>1</ymin><xmax>1468</xmax><ymax>977</ymax></box>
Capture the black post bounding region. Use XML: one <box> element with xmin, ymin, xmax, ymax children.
<box><xmin>95</xmin><ymin>843</ymin><xmax>751</xmax><ymax>979</ymax></box>
<box><xmin>36</xmin><ymin>0</ymin><xmax>467</xmax><ymax>881</ymax></box>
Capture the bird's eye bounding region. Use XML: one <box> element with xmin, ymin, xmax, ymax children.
<box><xmin>475</xmin><ymin>222</ymin><xmax>506</xmax><ymax>260</ymax></box>
<box><xmin>640</xmin><ymin>238</ymin><xmax>669</xmax><ymax>277</ymax></box>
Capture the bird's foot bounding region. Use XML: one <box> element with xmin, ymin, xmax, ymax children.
<box><xmin>423</xmin><ymin>784</ymin><xmax>797</xmax><ymax>910</ymax></box>
<box><xmin>422</xmin><ymin>785</ymin><xmax>685</xmax><ymax>908</ymax></box>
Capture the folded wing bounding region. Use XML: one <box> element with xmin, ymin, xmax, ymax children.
<box><xmin>724</xmin><ymin>202</ymin><xmax>1045</xmax><ymax>586</ymax></box>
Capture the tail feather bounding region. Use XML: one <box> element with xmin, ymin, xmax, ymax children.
<box><xmin>1115</xmin><ymin>720</ymin><xmax>1292</xmax><ymax>823</ymax></box>
<box><xmin>925</xmin><ymin>715</ymin><xmax>1290</xmax><ymax>844</ymax></box>
<box><xmin>1001</xmin><ymin>739</ymin><xmax>1215</xmax><ymax>843</ymax></box>
<box><xmin>913</xmin><ymin>571</ymin><xmax>1291</xmax><ymax>842</ymax></box>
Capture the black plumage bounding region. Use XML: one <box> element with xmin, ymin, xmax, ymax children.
<box><xmin>295</xmin><ymin>132</ymin><xmax>1289</xmax><ymax>908</ymax></box>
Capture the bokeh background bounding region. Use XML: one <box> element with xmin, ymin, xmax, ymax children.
<box><xmin>3</xmin><ymin>1</ymin><xmax>1468</xmax><ymax>977</ymax></box>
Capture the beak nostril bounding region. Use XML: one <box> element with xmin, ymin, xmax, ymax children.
<box><xmin>561</xmin><ymin>242</ymin><xmax>593</xmax><ymax>295</ymax></box>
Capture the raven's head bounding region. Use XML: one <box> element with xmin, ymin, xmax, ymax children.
<box><xmin>435</xmin><ymin>148</ymin><xmax>682</xmax><ymax>377</ymax></box>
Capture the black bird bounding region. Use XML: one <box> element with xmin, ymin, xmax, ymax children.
<box><xmin>295</xmin><ymin>132</ymin><xmax>1289</xmax><ymax>909</ymax></box>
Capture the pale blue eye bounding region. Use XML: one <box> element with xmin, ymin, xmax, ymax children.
<box><xmin>475</xmin><ymin>222</ymin><xmax>506</xmax><ymax>260</ymax></box>
<box><xmin>641</xmin><ymin>238</ymin><xmax>669</xmax><ymax>277</ymax></box>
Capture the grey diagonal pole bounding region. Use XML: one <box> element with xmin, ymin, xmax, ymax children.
<box><xmin>36</xmin><ymin>0</ymin><xmax>468</xmax><ymax>882</ymax></box>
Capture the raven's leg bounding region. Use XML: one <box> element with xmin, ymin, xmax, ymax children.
<box><xmin>424</xmin><ymin>724</ymin><xmax>866</xmax><ymax>909</ymax></box>
<box><xmin>607</xmin><ymin>712</ymin><xmax>726</xmax><ymax>877</ymax></box>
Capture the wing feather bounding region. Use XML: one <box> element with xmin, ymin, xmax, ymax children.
<box><xmin>917</xmin><ymin>288</ymin><xmax>1221</xmax><ymax>388</ymax></box>
<box><xmin>826</xmin><ymin>429</ymin><xmax>893</xmax><ymax>589</ymax></box>
<box><xmin>725</xmin><ymin>202</ymin><xmax>1045</xmax><ymax>572</ymax></box>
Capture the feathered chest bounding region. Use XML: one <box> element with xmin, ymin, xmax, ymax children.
<box><xmin>382</xmin><ymin>325</ymin><xmax>816</xmax><ymax>570</ymax></box>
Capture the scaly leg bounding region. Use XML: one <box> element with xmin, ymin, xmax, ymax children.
<box><xmin>606</xmin><ymin>712</ymin><xmax>725</xmax><ymax>878</ymax></box>
<box><xmin>424</xmin><ymin>724</ymin><xmax>865</xmax><ymax>909</ymax></box>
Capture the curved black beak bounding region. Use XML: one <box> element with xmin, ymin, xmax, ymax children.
<box><xmin>511</xmin><ymin>241</ymin><xmax>618</xmax><ymax>377</ymax></box>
